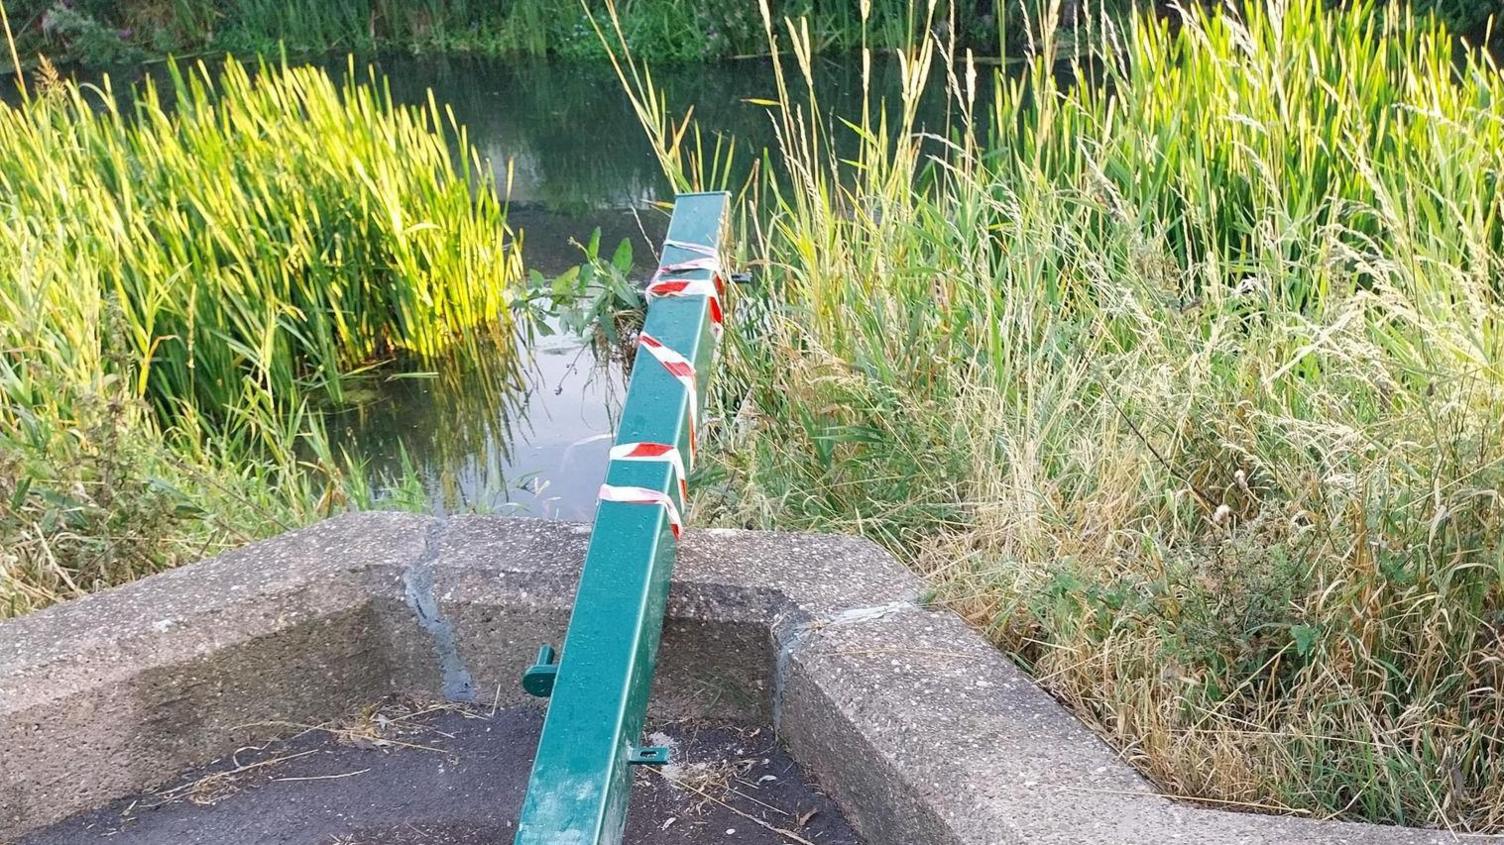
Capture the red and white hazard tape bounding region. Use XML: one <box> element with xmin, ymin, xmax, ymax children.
<box><xmin>647</xmin><ymin>240</ymin><xmax>725</xmax><ymax>336</ymax></box>
<box><xmin>597</xmin><ymin>484</ymin><xmax>683</xmax><ymax>540</ymax></box>
<box><xmin>609</xmin><ymin>442</ymin><xmax>688</xmax><ymax>502</ymax></box>
<box><xmin>646</xmin><ymin>277</ymin><xmax>723</xmax><ymax>336</ymax></box>
<box><xmin>637</xmin><ymin>333</ymin><xmax>699</xmax><ymax>460</ymax></box>
<box><xmin>657</xmin><ymin>239</ymin><xmax>722</xmax><ymax>277</ymax></box>
<box><xmin>608</xmin><ymin>243</ymin><xmax>721</xmax><ymax>543</ymax></box>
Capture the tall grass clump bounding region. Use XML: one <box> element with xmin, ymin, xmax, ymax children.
<box><xmin>1</xmin><ymin>58</ymin><xmax>523</xmax><ymax>616</ymax></box>
<box><xmin>615</xmin><ymin>0</ymin><xmax>1504</xmax><ymax>830</ymax></box>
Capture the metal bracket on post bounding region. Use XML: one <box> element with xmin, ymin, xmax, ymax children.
<box><xmin>514</xmin><ymin>192</ymin><xmax>731</xmax><ymax>845</ymax></box>
<box><xmin>627</xmin><ymin>746</ymin><xmax>670</xmax><ymax>766</ymax></box>
<box><xmin>522</xmin><ymin>644</ymin><xmax>558</xmax><ymax>698</ymax></box>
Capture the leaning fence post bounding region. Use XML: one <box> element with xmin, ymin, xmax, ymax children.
<box><xmin>514</xmin><ymin>191</ymin><xmax>731</xmax><ymax>845</ymax></box>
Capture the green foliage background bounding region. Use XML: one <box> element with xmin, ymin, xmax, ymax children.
<box><xmin>5</xmin><ymin>1</ymin><xmax>1493</xmax><ymax>71</ymax></box>
<box><xmin>4</xmin><ymin>0</ymin><xmax>936</xmax><ymax>64</ymax></box>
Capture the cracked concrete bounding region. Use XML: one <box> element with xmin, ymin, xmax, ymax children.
<box><xmin>403</xmin><ymin>519</ymin><xmax>477</xmax><ymax>702</ymax></box>
<box><xmin>1</xmin><ymin>514</ymin><xmax>1496</xmax><ymax>844</ymax></box>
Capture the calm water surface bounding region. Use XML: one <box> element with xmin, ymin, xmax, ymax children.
<box><xmin>10</xmin><ymin>55</ymin><xmax>963</xmax><ymax>516</ymax></box>
<box><xmin>320</xmin><ymin>55</ymin><xmax>963</xmax><ymax>517</ymax></box>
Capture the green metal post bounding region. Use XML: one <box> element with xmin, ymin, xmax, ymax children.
<box><xmin>514</xmin><ymin>192</ymin><xmax>731</xmax><ymax>845</ymax></box>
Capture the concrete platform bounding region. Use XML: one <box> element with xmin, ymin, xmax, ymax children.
<box><xmin>3</xmin><ymin>514</ymin><xmax>1498</xmax><ymax>844</ymax></box>
<box><xmin>22</xmin><ymin>705</ymin><xmax>856</xmax><ymax>845</ymax></box>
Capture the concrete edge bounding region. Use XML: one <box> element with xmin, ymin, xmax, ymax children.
<box><xmin>2</xmin><ymin>512</ymin><xmax>1497</xmax><ymax>844</ymax></box>
<box><xmin>774</xmin><ymin>603</ymin><xmax>1495</xmax><ymax>844</ymax></box>
<box><xmin>0</xmin><ymin>512</ymin><xmax>436</xmax><ymax>836</ymax></box>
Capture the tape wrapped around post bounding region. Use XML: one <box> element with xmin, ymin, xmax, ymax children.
<box><xmin>597</xmin><ymin>484</ymin><xmax>683</xmax><ymax>540</ymax></box>
<box><xmin>647</xmin><ymin>240</ymin><xmax>725</xmax><ymax>337</ymax></box>
<box><xmin>515</xmin><ymin>194</ymin><xmax>732</xmax><ymax>843</ymax></box>
<box><xmin>657</xmin><ymin>239</ymin><xmax>723</xmax><ymax>278</ymax></box>
<box><xmin>610</xmin><ymin>442</ymin><xmax>688</xmax><ymax>502</ymax></box>
<box><xmin>645</xmin><ymin>278</ymin><xmax>723</xmax><ymax>337</ymax></box>
<box><xmin>636</xmin><ymin>333</ymin><xmax>699</xmax><ymax>460</ymax></box>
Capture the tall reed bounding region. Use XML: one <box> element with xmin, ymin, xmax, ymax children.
<box><xmin>0</xmin><ymin>58</ymin><xmax>523</xmax><ymax>616</ymax></box>
<box><xmin>2</xmin><ymin>57</ymin><xmax>522</xmax><ymax>416</ymax></box>
<box><xmin>613</xmin><ymin>0</ymin><xmax>1504</xmax><ymax>830</ymax></box>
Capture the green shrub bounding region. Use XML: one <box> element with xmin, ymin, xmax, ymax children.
<box><xmin>1</xmin><ymin>0</ymin><xmax>1060</xmax><ymax>65</ymax></box>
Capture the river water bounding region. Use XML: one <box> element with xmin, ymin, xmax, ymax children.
<box><xmin>8</xmin><ymin>54</ymin><xmax>962</xmax><ymax>517</ymax></box>
<box><xmin>322</xmin><ymin>59</ymin><xmax>663</xmax><ymax>520</ymax></box>
<box><xmin>313</xmin><ymin>54</ymin><xmax>971</xmax><ymax>518</ymax></box>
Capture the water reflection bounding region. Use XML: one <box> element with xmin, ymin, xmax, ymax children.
<box><xmin>363</xmin><ymin>54</ymin><xmax>968</xmax><ymax>214</ymax></box>
<box><xmin>10</xmin><ymin>53</ymin><xmax>973</xmax><ymax>518</ymax></box>
<box><xmin>329</xmin><ymin>330</ymin><xmax>624</xmax><ymax>519</ymax></box>
<box><xmin>328</xmin><ymin>55</ymin><xmax>972</xmax><ymax>517</ymax></box>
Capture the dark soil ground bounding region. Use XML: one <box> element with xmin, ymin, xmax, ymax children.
<box><xmin>22</xmin><ymin>701</ymin><xmax>860</xmax><ymax>845</ymax></box>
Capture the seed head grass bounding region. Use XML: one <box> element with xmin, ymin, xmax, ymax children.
<box><xmin>614</xmin><ymin>0</ymin><xmax>1504</xmax><ymax>830</ymax></box>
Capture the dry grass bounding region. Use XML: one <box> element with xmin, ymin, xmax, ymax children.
<box><xmin>138</xmin><ymin>698</ymin><xmax>480</xmax><ymax>816</ymax></box>
<box><xmin>610</xmin><ymin>0</ymin><xmax>1504</xmax><ymax>831</ymax></box>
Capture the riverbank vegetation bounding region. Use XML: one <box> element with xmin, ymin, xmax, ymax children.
<box><xmin>617</xmin><ymin>0</ymin><xmax>1504</xmax><ymax>831</ymax></box>
<box><xmin>0</xmin><ymin>58</ymin><xmax>521</xmax><ymax>616</ymax></box>
<box><xmin>2</xmin><ymin>0</ymin><xmax>979</xmax><ymax>66</ymax></box>
<box><xmin>1</xmin><ymin>0</ymin><xmax>1495</xmax><ymax>70</ymax></box>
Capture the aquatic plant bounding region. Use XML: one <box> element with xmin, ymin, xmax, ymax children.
<box><xmin>0</xmin><ymin>57</ymin><xmax>523</xmax><ymax>615</ymax></box>
<box><xmin>613</xmin><ymin>0</ymin><xmax>1504</xmax><ymax>831</ymax></box>
<box><xmin>3</xmin><ymin>57</ymin><xmax>521</xmax><ymax>414</ymax></box>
